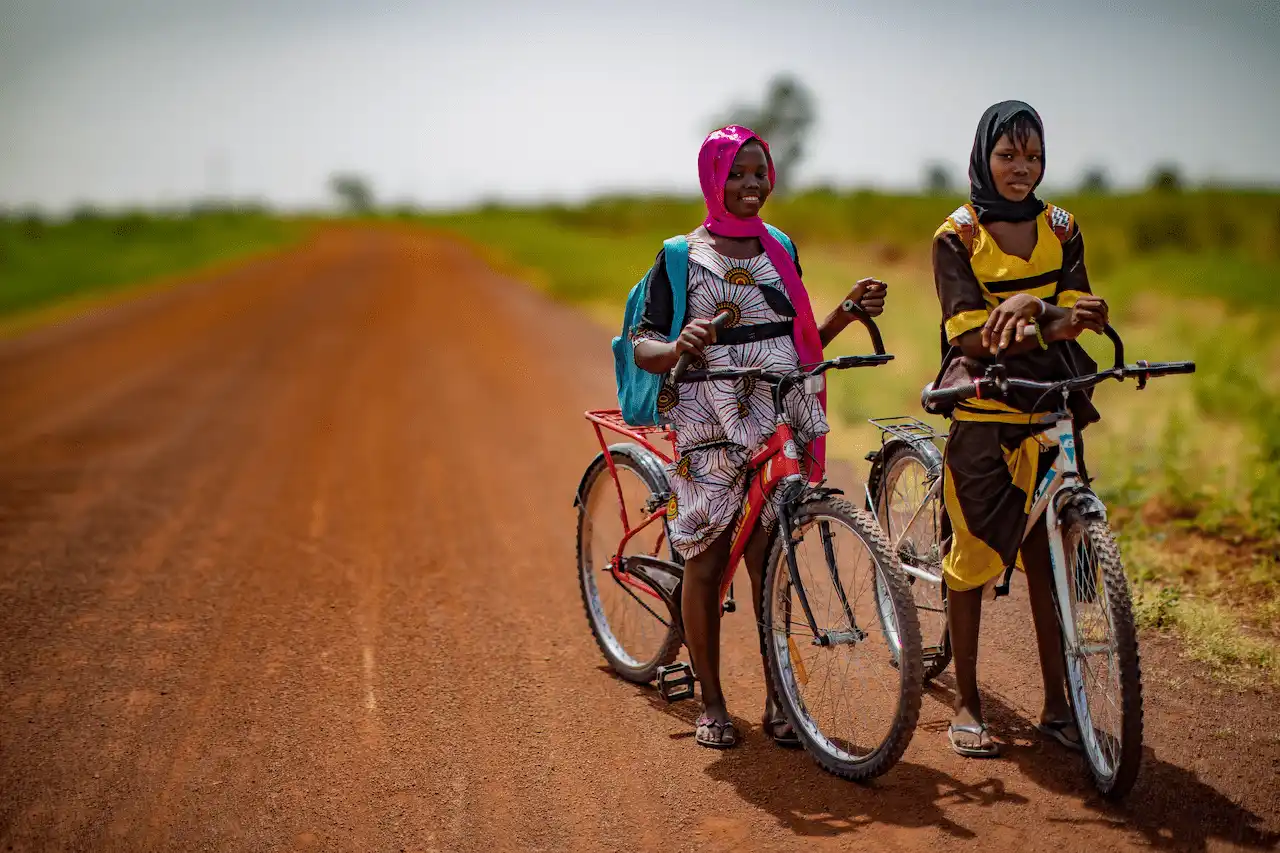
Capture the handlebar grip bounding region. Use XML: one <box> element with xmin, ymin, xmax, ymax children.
<box><xmin>1138</xmin><ymin>361</ymin><xmax>1196</xmax><ymax>377</ymax></box>
<box><xmin>921</xmin><ymin>381</ymin><xmax>980</xmax><ymax>410</ymax></box>
<box><xmin>671</xmin><ymin>312</ymin><xmax>732</xmax><ymax>385</ymax></box>
<box><xmin>841</xmin><ymin>300</ymin><xmax>886</xmax><ymax>356</ymax></box>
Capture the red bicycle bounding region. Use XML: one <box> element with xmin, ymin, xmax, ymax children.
<box><xmin>574</xmin><ymin>311</ymin><xmax>924</xmax><ymax>781</ymax></box>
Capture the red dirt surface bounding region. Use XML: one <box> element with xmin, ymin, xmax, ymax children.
<box><xmin>1</xmin><ymin>226</ymin><xmax>1276</xmax><ymax>852</ymax></box>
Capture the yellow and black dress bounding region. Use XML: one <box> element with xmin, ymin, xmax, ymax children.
<box><xmin>932</xmin><ymin>202</ymin><xmax>1099</xmax><ymax>593</ymax></box>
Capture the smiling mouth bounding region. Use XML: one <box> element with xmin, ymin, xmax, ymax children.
<box><xmin>741</xmin><ymin>195</ymin><xmax>761</xmax><ymax>204</ymax></box>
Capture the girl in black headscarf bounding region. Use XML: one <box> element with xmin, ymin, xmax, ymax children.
<box><xmin>930</xmin><ymin>101</ymin><xmax>1110</xmax><ymax>757</ymax></box>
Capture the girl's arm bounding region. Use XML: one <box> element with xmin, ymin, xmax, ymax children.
<box><xmin>973</xmin><ymin>224</ymin><xmax>1109</xmax><ymax>356</ymax></box>
<box><xmin>786</xmin><ymin>243</ymin><xmax>889</xmax><ymax>348</ymax></box>
<box><xmin>819</xmin><ymin>278</ymin><xmax>888</xmax><ymax>348</ymax></box>
<box><xmin>634</xmin><ymin>322</ymin><xmax>719</xmax><ymax>374</ymax></box>
<box><xmin>630</xmin><ymin>248</ymin><xmax>719</xmax><ymax>374</ymax></box>
<box><xmin>935</xmin><ymin>231</ymin><xmax>998</xmax><ymax>360</ymax></box>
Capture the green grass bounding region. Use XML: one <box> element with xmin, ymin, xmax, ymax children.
<box><xmin>0</xmin><ymin>209</ymin><xmax>307</xmax><ymax>324</ymax></box>
<box><xmin>420</xmin><ymin>188</ymin><xmax>1280</xmax><ymax>685</ymax></box>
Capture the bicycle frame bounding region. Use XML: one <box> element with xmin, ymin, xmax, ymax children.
<box><xmin>1033</xmin><ymin>413</ymin><xmax>1106</xmax><ymax>681</ymax></box>
<box><xmin>583</xmin><ymin>408</ymin><xmax>807</xmax><ymax>607</ymax></box>
<box><xmin>583</xmin><ymin>410</ymin><xmax>675</xmax><ymax>601</ymax></box>
<box><xmin>876</xmin><ymin>408</ymin><xmax>1095</xmax><ymax>642</ymax></box>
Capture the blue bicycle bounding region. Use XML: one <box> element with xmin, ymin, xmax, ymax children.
<box><xmin>865</xmin><ymin>325</ymin><xmax>1194</xmax><ymax>800</ymax></box>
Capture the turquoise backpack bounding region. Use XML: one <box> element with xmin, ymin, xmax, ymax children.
<box><xmin>612</xmin><ymin>225</ymin><xmax>797</xmax><ymax>426</ymax></box>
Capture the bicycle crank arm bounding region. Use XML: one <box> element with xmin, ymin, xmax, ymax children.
<box><xmin>899</xmin><ymin>563</ymin><xmax>942</xmax><ymax>584</ymax></box>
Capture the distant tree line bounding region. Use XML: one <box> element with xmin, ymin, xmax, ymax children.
<box><xmin>919</xmin><ymin>161</ymin><xmax>1188</xmax><ymax>196</ymax></box>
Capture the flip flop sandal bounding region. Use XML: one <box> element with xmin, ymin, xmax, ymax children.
<box><xmin>1036</xmin><ymin>719</ymin><xmax>1083</xmax><ymax>752</ymax></box>
<box><xmin>948</xmin><ymin>722</ymin><xmax>1001</xmax><ymax>758</ymax></box>
<box><xmin>695</xmin><ymin>715</ymin><xmax>738</xmax><ymax>750</ymax></box>
<box><xmin>763</xmin><ymin>716</ymin><xmax>801</xmax><ymax>749</ymax></box>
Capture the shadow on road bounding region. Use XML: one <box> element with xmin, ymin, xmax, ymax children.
<box><xmin>608</xmin><ymin>668</ymin><xmax>1278</xmax><ymax>849</ymax></box>
<box><xmin>930</xmin><ymin>677</ymin><xmax>1280</xmax><ymax>852</ymax></box>
<box><xmin>616</xmin><ymin>671</ymin><xmax>1024</xmax><ymax>841</ymax></box>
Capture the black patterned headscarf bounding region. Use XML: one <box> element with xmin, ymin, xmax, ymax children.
<box><xmin>969</xmin><ymin>100</ymin><xmax>1047</xmax><ymax>223</ymax></box>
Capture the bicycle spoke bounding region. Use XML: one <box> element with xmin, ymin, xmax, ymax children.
<box><xmin>1063</xmin><ymin>516</ymin><xmax>1135</xmax><ymax>786</ymax></box>
<box><xmin>776</xmin><ymin>513</ymin><xmax>904</xmax><ymax>762</ymax></box>
<box><xmin>878</xmin><ymin>453</ymin><xmax>947</xmax><ymax>664</ymax></box>
<box><xmin>581</xmin><ymin>460</ymin><xmax>674</xmax><ymax>673</ymax></box>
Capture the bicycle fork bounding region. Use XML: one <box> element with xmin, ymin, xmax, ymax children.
<box><xmin>779</xmin><ymin>506</ymin><xmax>864</xmax><ymax>647</ymax></box>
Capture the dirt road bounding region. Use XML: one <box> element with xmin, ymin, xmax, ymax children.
<box><xmin>1</xmin><ymin>226</ymin><xmax>1276</xmax><ymax>852</ymax></box>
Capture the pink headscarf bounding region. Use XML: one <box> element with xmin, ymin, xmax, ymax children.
<box><xmin>698</xmin><ymin>125</ymin><xmax>826</xmax><ymax>475</ymax></box>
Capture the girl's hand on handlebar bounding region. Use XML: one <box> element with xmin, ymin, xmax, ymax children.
<box><xmin>982</xmin><ymin>293</ymin><xmax>1043</xmax><ymax>354</ymax></box>
<box><xmin>1069</xmin><ymin>295</ymin><xmax>1109</xmax><ymax>334</ymax></box>
<box><xmin>844</xmin><ymin>278</ymin><xmax>888</xmax><ymax>317</ymax></box>
<box><xmin>674</xmin><ymin>318</ymin><xmax>719</xmax><ymax>356</ymax></box>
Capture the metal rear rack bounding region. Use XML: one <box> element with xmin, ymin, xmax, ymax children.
<box><xmin>585</xmin><ymin>409</ymin><xmax>677</xmax><ymax>463</ymax></box>
<box><xmin>867</xmin><ymin>416</ymin><xmax>947</xmax><ymax>447</ymax></box>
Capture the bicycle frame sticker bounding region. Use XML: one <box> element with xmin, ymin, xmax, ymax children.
<box><xmin>1051</xmin><ymin>419</ymin><xmax>1077</xmax><ymax>475</ymax></box>
<box><xmin>1032</xmin><ymin>466</ymin><xmax>1056</xmax><ymax>507</ymax></box>
<box><xmin>1060</xmin><ymin>433</ymin><xmax>1077</xmax><ymax>471</ymax></box>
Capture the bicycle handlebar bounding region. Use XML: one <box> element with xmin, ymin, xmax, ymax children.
<box><xmin>676</xmin><ymin>353</ymin><xmax>895</xmax><ymax>388</ymax></box>
<box><xmin>842</xmin><ymin>301</ymin><xmax>887</xmax><ymax>356</ymax></box>
<box><xmin>670</xmin><ymin>312</ymin><xmax>732</xmax><ymax>385</ymax></box>
<box><xmin>1100</xmin><ymin>324</ymin><xmax>1125</xmax><ymax>372</ymax></box>
<box><xmin>921</xmin><ymin>321</ymin><xmax>1195</xmax><ymax>411</ymax></box>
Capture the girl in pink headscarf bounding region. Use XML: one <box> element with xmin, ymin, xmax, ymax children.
<box><xmin>632</xmin><ymin>126</ymin><xmax>889</xmax><ymax>749</ymax></box>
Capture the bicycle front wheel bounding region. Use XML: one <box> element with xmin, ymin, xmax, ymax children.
<box><xmin>1059</xmin><ymin>509</ymin><xmax>1144</xmax><ymax>800</ymax></box>
<box><xmin>762</xmin><ymin>496</ymin><xmax>923</xmax><ymax>781</ymax></box>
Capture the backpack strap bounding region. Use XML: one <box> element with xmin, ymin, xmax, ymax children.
<box><xmin>653</xmin><ymin>228</ymin><xmax>792</xmax><ymax>340</ymax></box>
<box><xmin>661</xmin><ymin>235</ymin><xmax>689</xmax><ymax>340</ymax></box>
<box><xmin>1045</xmin><ymin>203</ymin><xmax>1075</xmax><ymax>242</ymax></box>
<box><xmin>943</xmin><ymin>204</ymin><xmax>979</xmax><ymax>255</ymax></box>
<box><xmin>763</xmin><ymin>223</ymin><xmax>799</xmax><ymax>262</ymax></box>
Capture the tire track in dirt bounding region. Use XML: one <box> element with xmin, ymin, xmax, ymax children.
<box><xmin>0</xmin><ymin>225</ymin><xmax>1274</xmax><ymax>852</ymax></box>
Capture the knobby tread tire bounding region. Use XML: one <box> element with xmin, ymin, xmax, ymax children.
<box><xmin>763</xmin><ymin>496</ymin><xmax>923</xmax><ymax>781</ymax></box>
<box><xmin>577</xmin><ymin>450</ymin><xmax>681</xmax><ymax>683</ymax></box>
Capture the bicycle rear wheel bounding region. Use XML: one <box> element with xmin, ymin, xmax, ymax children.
<box><xmin>1058</xmin><ymin>509</ymin><xmax>1143</xmax><ymax>800</ymax></box>
<box><xmin>873</xmin><ymin>443</ymin><xmax>951</xmax><ymax>681</ymax></box>
<box><xmin>762</xmin><ymin>496</ymin><xmax>922</xmax><ymax>781</ymax></box>
<box><xmin>577</xmin><ymin>447</ymin><xmax>681</xmax><ymax>683</ymax></box>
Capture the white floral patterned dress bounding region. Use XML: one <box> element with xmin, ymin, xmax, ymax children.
<box><xmin>630</xmin><ymin>234</ymin><xmax>828</xmax><ymax>560</ymax></box>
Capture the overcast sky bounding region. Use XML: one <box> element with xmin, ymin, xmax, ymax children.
<box><xmin>2</xmin><ymin>0</ymin><xmax>1277</xmax><ymax>212</ymax></box>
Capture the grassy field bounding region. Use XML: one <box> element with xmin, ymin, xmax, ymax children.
<box><xmin>423</xmin><ymin>189</ymin><xmax>1280</xmax><ymax>686</ymax></box>
<box><xmin>0</xmin><ymin>209</ymin><xmax>307</xmax><ymax>332</ymax></box>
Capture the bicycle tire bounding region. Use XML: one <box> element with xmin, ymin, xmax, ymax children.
<box><xmin>873</xmin><ymin>443</ymin><xmax>952</xmax><ymax>682</ymax></box>
<box><xmin>762</xmin><ymin>496</ymin><xmax>923</xmax><ymax>781</ymax></box>
<box><xmin>1058</xmin><ymin>509</ymin><xmax>1144</xmax><ymax>800</ymax></box>
<box><xmin>576</xmin><ymin>447</ymin><xmax>682</xmax><ymax>683</ymax></box>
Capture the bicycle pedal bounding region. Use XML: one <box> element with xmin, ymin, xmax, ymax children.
<box><xmin>656</xmin><ymin>662</ymin><xmax>696</xmax><ymax>703</ymax></box>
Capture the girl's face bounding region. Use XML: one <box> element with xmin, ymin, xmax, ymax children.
<box><xmin>990</xmin><ymin>128</ymin><xmax>1043</xmax><ymax>202</ymax></box>
<box><xmin>724</xmin><ymin>141</ymin><xmax>771</xmax><ymax>217</ymax></box>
